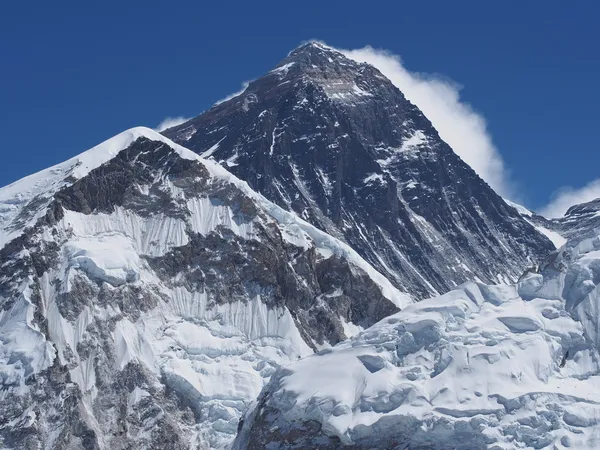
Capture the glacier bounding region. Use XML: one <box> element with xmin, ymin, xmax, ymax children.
<box><xmin>234</xmin><ymin>225</ymin><xmax>600</xmax><ymax>449</ymax></box>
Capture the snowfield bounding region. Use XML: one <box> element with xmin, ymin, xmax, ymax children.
<box><xmin>235</xmin><ymin>229</ymin><xmax>600</xmax><ymax>449</ymax></box>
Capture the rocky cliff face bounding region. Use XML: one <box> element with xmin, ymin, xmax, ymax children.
<box><xmin>164</xmin><ymin>42</ymin><xmax>555</xmax><ymax>298</ymax></box>
<box><xmin>506</xmin><ymin>197</ymin><xmax>600</xmax><ymax>251</ymax></box>
<box><xmin>0</xmin><ymin>128</ymin><xmax>409</xmax><ymax>449</ymax></box>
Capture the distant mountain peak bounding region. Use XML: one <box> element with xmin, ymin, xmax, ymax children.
<box><xmin>565</xmin><ymin>197</ymin><xmax>600</xmax><ymax>218</ymax></box>
<box><xmin>164</xmin><ymin>44</ymin><xmax>555</xmax><ymax>298</ymax></box>
<box><xmin>268</xmin><ymin>41</ymin><xmax>374</xmax><ymax>87</ymax></box>
<box><xmin>285</xmin><ymin>40</ymin><xmax>342</xmax><ymax>60</ymax></box>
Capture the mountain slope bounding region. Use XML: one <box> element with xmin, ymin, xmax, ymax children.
<box><xmin>506</xmin><ymin>197</ymin><xmax>600</xmax><ymax>249</ymax></box>
<box><xmin>0</xmin><ymin>128</ymin><xmax>410</xmax><ymax>449</ymax></box>
<box><xmin>504</xmin><ymin>199</ymin><xmax>567</xmax><ymax>249</ymax></box>
<box><xmin>164</xmin><ymin>42</ymin><xmax>555</xmax><ymax>298</ymax></box>
<box><xmin>233</xmin><ymin>213</ymin><xmax>600</xmax><ymax>449</ymax></box>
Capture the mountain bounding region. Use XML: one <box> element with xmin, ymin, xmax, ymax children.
<box><xmin>554</xmin><ymin>198</ymin><xmax>600</xmax><ymax>239</ymax></box>
<box><xmin>0</xmin><ymin>128</ymin><xmax>410</xmax><ymax>449</ymax></box>
<box><xmin>504</xmin><ymin>199</ymin><xmax>567</xmax><ymax>249</ymax></box>
<box><xmin>0</xmin><ymin>42</ymin><xmax>579</xmax><ymax>450</ymax></box>
<box><xmin>233</xmin><ymin>203</ymin><xmax>600</xmax><ymax>450</ymax></box>
<box><xmin>164</xmin><ymin>42</ymin><xmax>555</xmax><ymax>298</ymax></box>
<box><xmin>506</xmin><ymin>197</ymin><xmax>600</xmax><ymax>248</ymax></box>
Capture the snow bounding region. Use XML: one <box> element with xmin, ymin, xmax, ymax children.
<box><xmin>0</xmin><ymin>126</ymin><xmax>416</xmax><ymax>448</ymax></box>
<box><xmin>400</xmin><ymin>129</ymin><xmax>426</xmax><ymax>152</ymax></box>
<box><xmin>270</xmin><ymin>62</ymin><xmax>295</xmax><ymax>75</ymax></box>
<box><xmin>363</xmin><ymin>173</ymin><xmax>385</xmax><ymax>184</ymax></box>
<box><xmin>0</xmin><ymin>127</ymin><xmax>201</xmax><ymax>249</ymax></box>
<box><xmin>111</xmin><ymin>290</ymin><xmax>313</xmax><ymax>445</ymax></box>
<box><xmin>186</xmin><ymin>197</ymin><xmax>256</xmax><ymax>239</ymax></box>
<box><xmin>60</xmin><ymin>208</ymin><xmax>189</xmax><ymax>257</ymax></box>
<box><xmin>375</xmin><ymin>130</ymin><xmax>427</xmax><ymax>168</ymax></box>
<box><xmin>224</xmin><ymin>152</ymin><xmax>239</xmax><ymax>167</ymax></box>
<box><xmin>503</xmin><ymin>198</ymin><xmax>568</xmax><ymax>249</ymax></box>
<box><xmin>535</xmin><ymin>224</ymin><xmax>567</xmax><ymax>248</ymax></box>
<box><xmin>64</xmin><ymin>234</ymin><xmax>143</xmax><ymax>286</ymax></box>
<box><xmin>504</xmin><ymin>198</ymin><xmax>533</xmax><ymax>217</ymax></box>
<box><xmin>268</xmin><ymin>128</ymin><xmax>278</xmax><ymax>156</ymax></box>
<box><xmin>315</xmin><ymin>167</ymin><xmax>333</xmax><ymax>196</ymax></box>
<box><xmin>321</xmin><ymin>81</ymin><xmax>373</xmax><ymax>102</ymax></box>
<box><xmin>201</xmin><ymin>137</ymin><xmax>226</xmax><ymax>158</ymax></box>
<box><xmin>340</xmin><ymin>316</ymin><xmax>363</xmax><ymax>338</ymax></box>
<box><xmin>238</xmin><ymin>231</ymin><xmax>600</xmax><ymax>448</ymax></box>
<box><xmin>0</xmin><ymin>282</ymin><xmax>56</xmax><ymax>394</ymax></box>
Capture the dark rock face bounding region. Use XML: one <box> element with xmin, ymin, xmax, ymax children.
<box><xmin>556</xmin><ymin>198</ymin><xmax>600</xmax><ymax>240</ymax></box>
<box><xmin>164</xmin><ymin>42</ymin><xmax>555</xmax><ymax>298</ymax></box>
<box><xmin>509</xmin><ymin>197</ymin><xmax>600</xmax><ymax>254</ymax></box>
<box><xmin>53</xmin><ymin>137</ymin><xmax>211</xmax><ymax>219</ymax></box>
<box><xmin>146</xmin><ymin>221</ymin><xmax>397</xmax><ymax>348</ymax></box>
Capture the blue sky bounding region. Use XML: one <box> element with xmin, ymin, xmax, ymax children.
<box><xmin>1</xmin><ymin>0</ymin><xmax>598</xmax><ymax>215</ymax></box>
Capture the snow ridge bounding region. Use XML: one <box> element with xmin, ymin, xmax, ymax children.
<box><xmin>0</xmin><ymin>128</ymin><xmax>411</xmax><ymax>449</ymax></box>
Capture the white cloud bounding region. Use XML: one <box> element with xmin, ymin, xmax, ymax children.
<box><xmin>540</xmin><ymin>179</ymin><xmax>600</xmax><ymax>218</ymax></box>
<box><xmin>214</xmin><ymin>81</ymin><xmax>250</xmax><ymax>106</ymax></box>
<box><xmin>154</xmin><ymin>116</ymin><xmax>191</xmax><ymax>132</ymax></box>
<box><xmin>337</xmin><ymin>45</ymin><xmax>513</xmax><ymax>198</ymax></box>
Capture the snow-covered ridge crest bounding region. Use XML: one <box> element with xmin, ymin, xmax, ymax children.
<box><xmin>0</xmin><ymin>126</ymin><xmax>412</xmax><ymax>448</ymax></box>
<box><xmin>0</xmin><ymin>127</ymin><xmax>192</xmax><ymax>248</ymax></box>
<box><xmin>0</xmin><ymin>127</ymin><xmax>411</xmax><ymax>309</ymax></box>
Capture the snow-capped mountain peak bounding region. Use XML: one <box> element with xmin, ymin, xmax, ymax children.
<box><xmin>2</xmin><ymin>42</ymin><xmax>588</xmax><ymax>450</ymax></box>
<box><xmin>0</xmin><ymin>127</ymin><xmax>192</xmax><ymax>248</ymax></box>
<box><xmin>0</xmin><ymin>128</ymin><xmax>410</xmax><ymax>449</ymax></box>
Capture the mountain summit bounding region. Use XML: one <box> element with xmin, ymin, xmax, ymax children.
<box><xmin>164</xmin><ymin>42</ymin><xmax>555</xmax><ymax>297</ymax></box>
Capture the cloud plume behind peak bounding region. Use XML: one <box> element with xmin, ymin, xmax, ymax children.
<box><xmin>338</xmin><ymin>45</ymin><xmax>514</xmax><ymax>198</ymax></box>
